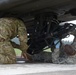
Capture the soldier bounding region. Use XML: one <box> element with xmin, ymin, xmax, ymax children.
<box><xmin>52</xmin><ymin>33</ymin><xmax>76</xmax><ymax>64</ymax></box>
<box><xmin>0</xmin><ymin>17</ymin><xmax>31</xmax><ymax>64</ymax></box>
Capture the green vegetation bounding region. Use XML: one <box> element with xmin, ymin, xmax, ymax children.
<box><xmin>44</xmin><ymin>48</ymin><xmax>51</xmax><ymax>52</ymax></box>
<box><xmin>14</xmin><ymin>47</ymin><xmax>52</xmax><ymax>56</ymax></box>
<box><xmin>14</xmin><ymin>48</ymin><xmax>22</xmax><ymax>56</ymax></box>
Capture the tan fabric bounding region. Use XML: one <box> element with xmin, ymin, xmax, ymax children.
<box><xmin>0</xmin><ymin>17</ymin><xmax>28</xmax><ymax>64</ymax></box>
<box><xmin>0</xmin><ymin>42</ymin><xmax>16</xmax><ymax>64</ymax></box>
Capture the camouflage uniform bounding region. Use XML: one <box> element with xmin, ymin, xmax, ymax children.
<box><xmin>32</xmin><ymin>51</ymin><xmax>52</xmax><ymax>63</ymax></box>
<box><xmin>0</xmin><ymin>17</ymin><xmax>28</xmax><ymax>64</ymax></box>
<box><xmin>52</xmin><ymin>34</ymin><xmax>76</xmax><ymax>64</ymax></box>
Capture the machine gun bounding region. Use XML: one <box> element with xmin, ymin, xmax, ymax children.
<box><xmin>52</xmin><ymin>23</ymin><xmax>76</xmax><ymax>39</ymax></box>
<box><xmin>27</xmin><ymin>12</ymin><xmax>76</xmax><ymax>55</ymax></box>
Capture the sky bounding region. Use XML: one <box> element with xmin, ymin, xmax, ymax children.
<box><xmin>11</xmin><ymin>37</ymin><xmax>20</xmax><ymax>45</ymax></box>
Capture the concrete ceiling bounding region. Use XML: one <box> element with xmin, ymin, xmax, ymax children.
<box><xmin>0</xmin><ymin>0</ymin><xmax>76</xmax><ymax>21</ymax></box>
<box><xmin>0</xmin><ymin>0</ymin><xmax>75</xmax><ymax>13</ymax></box>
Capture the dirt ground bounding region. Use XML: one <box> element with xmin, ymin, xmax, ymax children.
<box><xmin>0</xmin><ymin>63</ymin><xmax>76</xmax><ymax>75</ymax></box>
